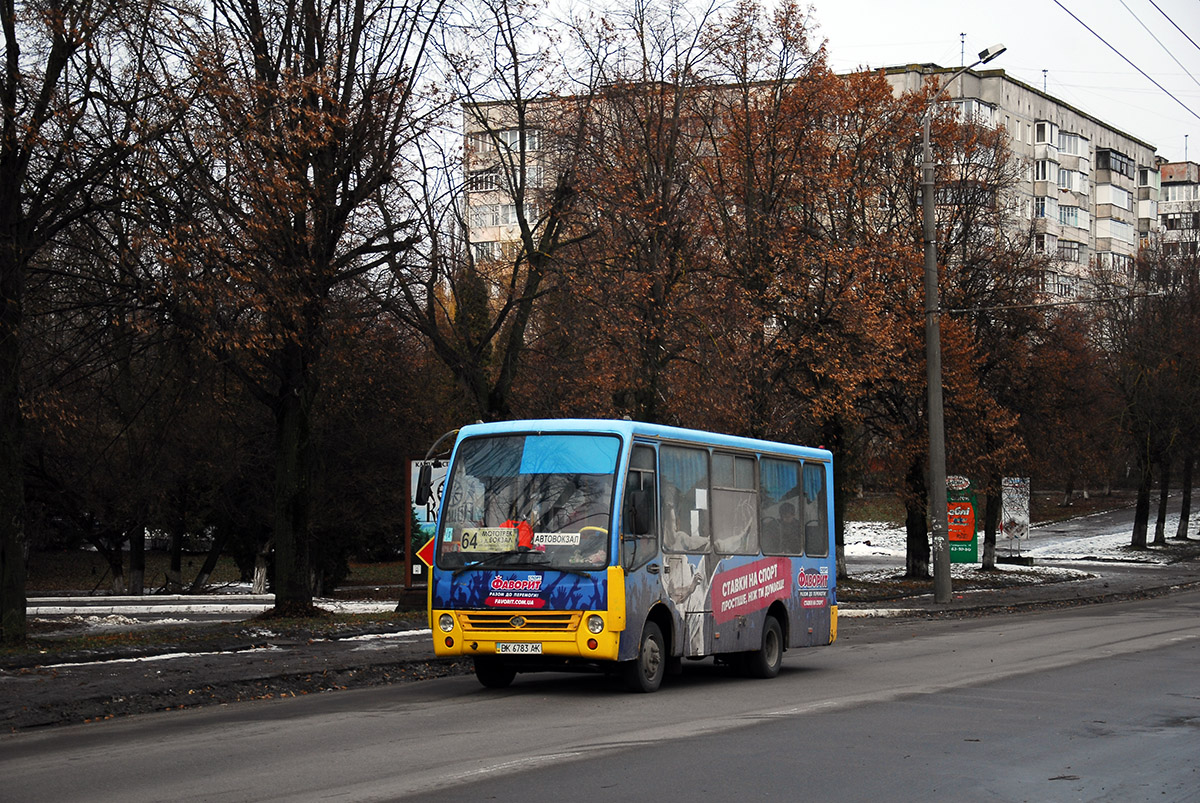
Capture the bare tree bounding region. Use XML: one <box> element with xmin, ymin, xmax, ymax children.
<box><xmin>162</xmin><ymin>0</ymin><xmax>446</xmax><ymax>613</ymax></box>
<box><xmin>1</xmin><ymin>0</ymin><xmax>181</xmax><ymax>641</ymax></box>
<box><xmin>376</xmin><ymin>0</ymin><xmax>591</xmax><ymax>421</ymax></box>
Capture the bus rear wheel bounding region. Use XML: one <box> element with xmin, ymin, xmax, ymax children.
<box><xmin>745</xmin><ymin>615</ymin><xmax>783</xmax><ymax>679</ymax></box>
<box><xmin>622</xmin><ymin>621</ymin><xmax>665</xmax><ymax>693</ymax></box>
<box><xmin>474</xmin><ymin>657</ymin><xmax>516</xmax><ymax>689</ymax></box>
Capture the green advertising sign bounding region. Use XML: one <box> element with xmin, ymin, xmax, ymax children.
<box><xmin>947</xmin><ymin>475</ymin><xmax>978</xmax><ymax>563</ymax></box>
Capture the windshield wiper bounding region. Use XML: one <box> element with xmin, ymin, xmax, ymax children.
<box><xmin>453</xmin><ymin>549</ymin><xmax>549</xmax><ymax>577</ymax></box>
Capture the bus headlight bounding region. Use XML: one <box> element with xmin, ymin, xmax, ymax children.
<box><xmin>586</xmin><ymin>615</ymin><xmax>604</xmax><ymax>634</ymax></box>
<box><xmin>438</xmin><ymin>613</ymin><xmax>455</xmax><ymax>633</ymax></box>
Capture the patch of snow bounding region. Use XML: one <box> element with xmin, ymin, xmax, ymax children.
<box><xmin>314</xmin><ymin>600</ymin><xmax>398</xmax><ymax>614</ymax></box>
<box><xmin>844</xmin><ymin>514</ymin><xmax>1190</xmax><ymax>564</ymax></box>
<box><xmin>325</xmin><ymin>629</ymin><xmax>431</xmax><ymax>643</ymax></box>
<box><xmin>39</xmin><ymin>645</ymin><xmax>285</xmax><ymax>670</ymax></box>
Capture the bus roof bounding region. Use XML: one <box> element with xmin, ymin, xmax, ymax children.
<box><xmin>453</xmin><ymin>419</ymin><xmax>833</xmax><ymax>463</ymax></box>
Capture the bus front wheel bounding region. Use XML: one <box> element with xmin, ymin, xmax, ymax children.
<box><xmin>474</xmin><ymin>657</ymin><xmax>516</xmax><ymax>689</ymax></box>
<box><xmin>622</xmin><ymin>621</ymin><xmax>665</xmax><ymax>693</ymax></box>
<box><xmin>745</xmin><ymin>615</ymin><xmax>783</xmax><ymax>679</ymax></box>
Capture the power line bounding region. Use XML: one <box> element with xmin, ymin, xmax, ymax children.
<box><xmin>1145</xmin><ymin>0</ymin><xmax>1200</xmax><ymax>56</ymax></box>
<box><xmin>1052</xmin><ymin>0</ymin><xmax>1200</xmax><ymax>124</ymax></box>
<box><xmin>1117</xmin><ymin>0</ymin><xmax>1200</xmax><ymax>92</ymax></box>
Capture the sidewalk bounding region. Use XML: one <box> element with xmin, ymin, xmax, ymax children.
<box><xmin>26</xmin><ymin>594</ymin><xmax>395</xmax><ymax>616</ymax></box>
<box><xmin>5</xmin><ymin>555</ymin><xmax>1200</xmax><ymax>732</ymax></box>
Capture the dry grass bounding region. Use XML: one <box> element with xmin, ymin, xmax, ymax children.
<box><xmin>26</xmin><ymin>551</ymin><xmax>244</xmax><ymax>595</ymax></box>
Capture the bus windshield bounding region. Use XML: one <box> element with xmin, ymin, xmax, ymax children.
<box><xmin>435</xmin><ymin>433</ymin><xmax>620</xmax><ymax>572</ymax></box>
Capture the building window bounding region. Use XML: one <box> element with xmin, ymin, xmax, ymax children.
<box><xmin>1164</xmin><ymin>184</ymin><xmax>1199</xmax><ymax>202</ymax></box>
<box><xmin>1035</xmin><ymin>121</ymin><xmax>1057</xmax><ymax>144</ymax></box>
<box><xmin>467</xmin><ymin>167</ymin><xmax>500</xmax><ymax>193</ymax></box>
<box><xmin>1034</xmin><ymin>197</ymin><xmax>1058</xmax><ymax>219</ymax></box>
<box><xmin>954</xmin><ymin>98</ymin><xmax>996</xmax><ymax>127</ymax></box>
<box><xmin>471</xmin><ymin>241</ymin><xmax>499</xmax><ymax>262</ymax></box>
<box><xmin>1096</xmin><ymin>149</ymin><xmax>1134</xmax><ymax>178</ymax></box>
<box><xmin>1059</xmin><ymin>206</ymin><xmax>1079</xmax><ymax>227</ymax></box>
<box><xmin>470</xmin><ymin>204</ymin><xmax>495</xmax><ymax>228</ymax></box>
<box><xmin>1035</xmin><ymin>233</ymin><xmax>1059</xmax><ymax>254</ymax></box>
<box><xmin>467</xmin><ymin>127</ymin><xmax>542</xmax><ymax>155</ymax></box>
<box><xmin>1165</xmin><ymin>241</ymin><xmax>1200</xmax><ymax>258</ymax></box>
<box><xmin>1162</xmin><ymin>212</ymin><xmax>1200</xmax><ymax>231</ymax></box>
<box><xmin>497</xmin><ymin>128</ymin><xmax>541</xmax><ymax>152</ymax></box>
<box><xmin>1099</xmin><ymin>218</ymin><xmax>1135</xmax><ymax>244</ymax></box>
<box><xmin>1097</xmin><ymin>252</ymin><xmax>1134</xmax><ymax>276</ymax></box>
<box><xmin>1057</xmin><ymin>240</ymin><xmax>1081</xmax><ymax>262</ymax></box>
<box><xmin>467</xmin><ymin>131</ymin><xmax>495</xmax><ymax>154</ymax></box>
<box><xmin>1035</xmin><ymin>160</ymin><xmax>1056</xmax><ymax>181</ymax></box>
<box><xmin>1058</xmin><ymin>132</ymin><xmax>1086</xmax><ymax>156</ymax></box>
<box><xmin>470</xmin><ymin>201</ymin><xmax>539</xmax><ymax>228</ymax></box>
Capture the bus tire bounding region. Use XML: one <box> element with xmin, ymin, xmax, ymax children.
<box><xmin>474</xmin><ymin>657</ymin><xmax>516</xmax><ymax>689</ymax></box>
<box><xmin>622</xmin><ymin>621</ymin><xmax>665</xmax><ymax>693</ymax></box>
<box><xmin>746</xmin><ymin>615</ymin><xmax>783</xmax><ymax>679</ymax></box>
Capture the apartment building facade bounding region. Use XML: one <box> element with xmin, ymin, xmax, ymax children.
<box><xmin>884</xmin><ymin>65</ymin><xmax>1159</xmax><ymax>298</ymax></box>
<box><xmin>463</xmin><ymin>67</ymin><xmax>1167</xmax><ymax>298</ymax></box>
<box><xmin>1158</xmin><ymin>160</ymin><xmax>1200</xmax><ymax>258</ymax></box>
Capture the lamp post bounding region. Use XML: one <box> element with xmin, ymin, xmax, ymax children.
<box><xmin>921</xmin><ymin>44</ymin><xmax>1005</xmax><ymax>604</ymax></box>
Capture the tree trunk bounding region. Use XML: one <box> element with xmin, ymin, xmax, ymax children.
<box><xmin>982</xmin><ymin>484</ymin><xmax>1000</xmax><ymax>570</ymax></box>
<box><xmin>167</xmin><ymin>525</ymin><xmax>184</xmax><ymax>594</ymax></box>
<box><xmin>904</xmin><ymin>455</ymin><xmax>930</xmax><ymax>578</ymax></box>
<box><xmin>1175</xmin><ymin>453</ymin><xmax>1193</xmax><ymax>540</ymax></box>
<box><xmin>271</xmin><ymin>341</ymin><xmax>315</xmax><ymax>613</ymax></box>
<box><xmin>252</xmin><ymin>540</ymin><xmax>271</xmax><ymax>594</ymax></box>
<box><xmin>128</xmin><ymin>527</ymin><xmax>145</xmax><ymax>596</ymax></box>
<box><xmin>904</xmin><ymin>496</ymin><xmax>930</xmax><ymax>578</ymax></box>
<box><xmin>1153</xmin><ymin>458</ymin><xmax>1171</xmax><ymax>545</ymax></box>
<box><xmin>88</xmin><ymin>532</ymin><xmax>127</xmax><ymax>595</ymax></box>
<box><xmin>833</xmin><ymin>459</ymin><xmax>848</xmax><ymax>581</ymax></box>
<box><xmin>189</xmin><ymin>527</ymin><xmax>231</xmax><ymax>593</ymax></box>
<box><xmin>1059</xmin><ymin>474</ymin><xmax>1075</xmax><ymax>507</ymax></box>
<box><xmin>825</xmin><ymin>418</ymin><xmax>849</xmax><ymax>581</ymax></box>
<box><xmin>1131</xmin><ymin>460</ymin><xmax>1151</xmax><ymax>549</ymax></box>
<box><xmin>0</xmin><ymin>244</ymin><xmax>27</xmax><ymax>643</ymax></box>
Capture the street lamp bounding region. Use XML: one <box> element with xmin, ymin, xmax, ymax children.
<box><xmin>921</xmin><ymin>43</ymin><xmax>1005</xmax><ymax>604</ymax></box>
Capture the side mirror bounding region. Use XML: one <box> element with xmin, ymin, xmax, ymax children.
<box><xmin>414</xmin><ymin>464</ymin><xmax>433</xmax><ymax>506</ymax></box>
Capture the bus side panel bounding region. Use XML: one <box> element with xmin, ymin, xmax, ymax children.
<box><xmin>705</xmin><ymin>554</ymin><xmax>835</xmax><ymax>651</ymax></box>
<box><xmin>707</xmin><ymin>554</ymin><xmax>793</xmax><ymax>653</ymax></box>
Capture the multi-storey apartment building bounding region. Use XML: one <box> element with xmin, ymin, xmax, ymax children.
<box><xmin>463</xmin><ymin>100</ymin><xmax>554</xmax><ymax>267</ymax></box>
<box><xmin>463</xmin><ymin>66</ymin><xmax>1167</xmax><ymax>299</ymax></box>
<box><xmin>883</xmin><ymin>65</ymin><xmax>1159</xmax><ymax>298</ymax></box>
<box><xmin>1158</xmin><ymin>161</ymin><xmax>1200</xmax><ymax>258</ymax></box>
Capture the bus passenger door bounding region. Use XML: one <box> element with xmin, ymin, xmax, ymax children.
<box><xmin>618</xmin><ymin>444</ymin><xmax>664</xmax><ymax>662</ymax></box>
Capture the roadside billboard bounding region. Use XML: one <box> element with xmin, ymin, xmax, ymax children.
<box><xmin>408</xmin><ymin>459</ymin><xmax>447</xmax><ymax>585</ymax></box>
<box><xmin>947</xmin><ymin>475</ymin><xmax>978</xmax><ymax>563</ymax></box>
<box><xmin>1001</xmin><ymin>477</ymin><xmax>1031</xmax><ymax>548</ymax></box>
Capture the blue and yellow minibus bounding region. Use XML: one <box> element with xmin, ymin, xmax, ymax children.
<box><xmin>425</xmin><ymin>419</ymin><xmax>836</xmax><ymax>692</ymax></box>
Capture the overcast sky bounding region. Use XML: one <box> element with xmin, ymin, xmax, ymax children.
<box><xmin>808</xmin><ymin>0</ymin><xmax>1200</xmax><ymax>162</ymax></box>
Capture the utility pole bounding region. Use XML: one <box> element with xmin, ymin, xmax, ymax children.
<box><xmin>921</xmin><ymin>44</ymin><xmax>1006</xmax><ymax>603</ymax></box>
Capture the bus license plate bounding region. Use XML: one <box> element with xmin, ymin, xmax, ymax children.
<box><xmin>496</xmin><ymin>642</ymin><xmax>542</xmax><ymax>655</ymax></box>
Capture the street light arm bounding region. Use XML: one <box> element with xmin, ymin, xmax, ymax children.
<box><xmin>921</xmin><ymin>45</ymin><xmax>1005</xmax><ymax>135</ymax></box>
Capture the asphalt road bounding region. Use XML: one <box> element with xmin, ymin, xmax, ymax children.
<box><xmin>4</xmin><ymin>589</ymin><xmax>1198</xmax><ymax>802</ymax></box>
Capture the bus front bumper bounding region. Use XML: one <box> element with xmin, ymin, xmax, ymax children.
<box><xmin>430</xmin><ymin>609</ymin><xmax>623</xmax><ymax>663</ymax></box>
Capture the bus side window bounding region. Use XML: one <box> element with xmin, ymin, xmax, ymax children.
<box><xmin>622</xmin><ymin>445</ymin><xmax>659</xmax><ymax>570</ymax></box>
<box><xmin>803</xmin><ymin>462</ymin><xmax>829</xmax><ymax>557</ymax></box>
<box><xmin>760</xmin><ymin>457</ymin><xmax>803</xmax><ymax>555</ymax></box>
